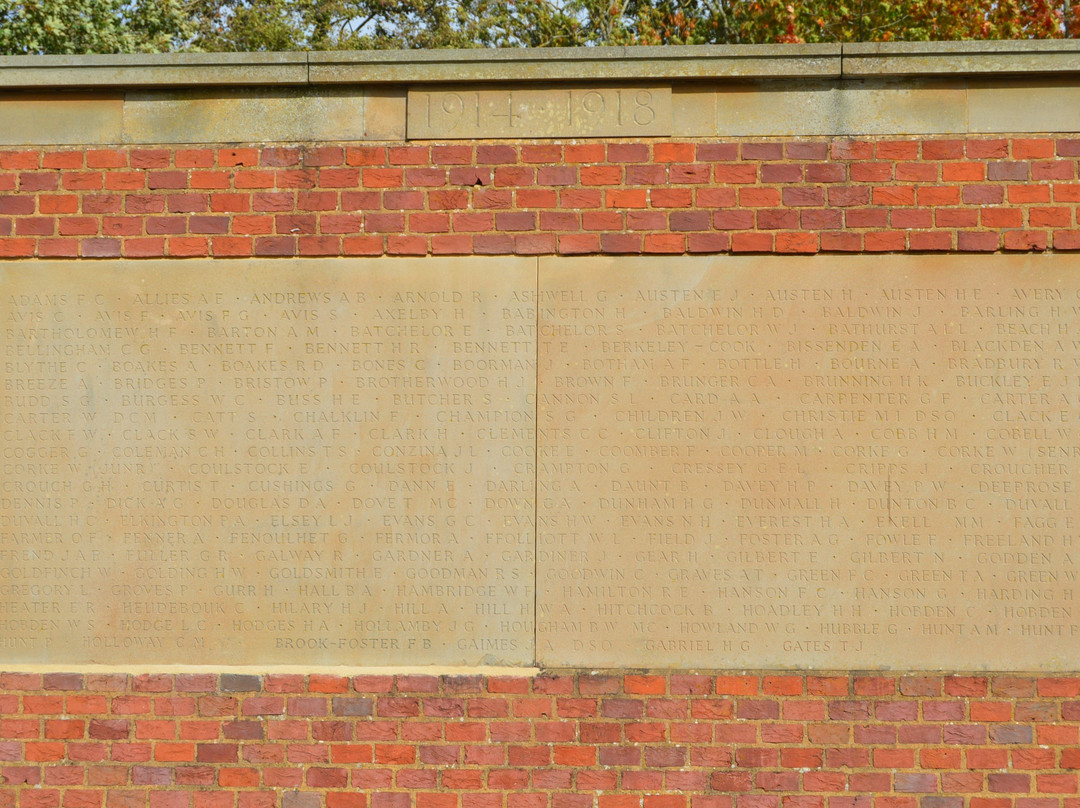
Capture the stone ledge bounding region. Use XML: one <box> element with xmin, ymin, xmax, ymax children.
<box><xmin>309</xmin><ymin>43</ymin><xmax>840</xmax><ymax>83</ymax></box>
<box><xmin>0</xmin><ymin>51</ymin><xmax>309</xmax><ymax>88</ymax></box>
<box><xmin>844</xmin><ymin>39</ymin><xmax>1080</xmax><ymax>76</ymax></box>
<box><xmin>2</xmin><ymin>41</ymin><xmax>1079</xmax><ymax>90</ymax></box>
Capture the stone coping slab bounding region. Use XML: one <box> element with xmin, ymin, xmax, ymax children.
<box><xmin>1</xmin><ymin>42</ymin><xmax>1079</xmax><ymax>89</ymax></box>
<box><xmin>845</xmin><ymin>39</ymin><xmax>1080</xmax><ymax>76</ymax></box>
<box><xmin>0</xmin><ymin>52</ymin><xmax>309</xmax><ymax>88</ymax></box>
<box><xmin>309</xmin><ymin>44</ymin><xmax>840</xmax><ymax>83</ymax></box>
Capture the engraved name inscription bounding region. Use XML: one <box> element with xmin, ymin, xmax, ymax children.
<box><xmin>406</xmin><ymin>85</ymin><xmax>672</xmax><ymax>139</ymax></box>
<box><xmin>536</xmin><ymin>255</ymin><xmax>1080</xmax><ymax>670</ymax></box>
<box><xmin>3</xmin><ymin>255</ymin><xmax>1079</xmax><ymax>670</ymax></box>
<box><xmin>0</xmin><ymin>258</ymin><xmax>536</xmax><ymax>666</ymax></box>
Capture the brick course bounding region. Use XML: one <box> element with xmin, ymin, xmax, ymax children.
<box><xmin>0</xmin><ymin>673</ymin><xmax>1078</xmax><ymax>806</ymax></box>
<box><xmin>1</xmin><ymin>138</ymin><xmax>1078</xmax><ymax>260</ymax></box>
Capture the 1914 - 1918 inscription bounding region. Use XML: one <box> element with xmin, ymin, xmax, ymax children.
<box><xmin>0</xmin><ymin>258</ymin><xmax>536</xmax><ymax>666</ymax></box>
<box><xmin>407</xmin><ymin>85</ymin><xmax>672</xmax><ymax>139</ymax></box>
<box><xmin>537</xmin><ymin>255</ymin><xmax>1080</xmax><ymax>670</ymax></box>
<box><xmin>3</xmin><ymin>255</ymin><xmax>1080</xmax><ymax>670</ymax></box>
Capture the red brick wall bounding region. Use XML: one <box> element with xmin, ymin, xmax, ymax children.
<box><xmin>1</xmin><ymin>672</ymin><xmax>1079</xmax><ymax>808</ymax></box>
<box><xmin>3</xmin><ymin>136</ymin><xmax>1080</xmax><ymax>805</ymax></box>
<box><xmin>1</xmin><ymin>138</ymin><xmax>1078</xmax><ymax>260</ymax></box>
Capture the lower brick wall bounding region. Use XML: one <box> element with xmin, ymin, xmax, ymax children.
<box><xmin>1</xmin><ymin>672</ymin><xmax>1078</xmax><ymax>807</ymax></box>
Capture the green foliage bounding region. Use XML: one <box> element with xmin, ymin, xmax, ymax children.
<box><xmin>619</xmin><ymin>0</ymin><xmax>1079</xmax><ymax>44</ymax></box>
<box><xmin>1</xmin><ymin>0</ymin><xmax>1076</xmax><ymax>54</ymax></box>
<box><xmin>0</xmin><ymin>0</ymin><xmax>191</xmax><ymax>54</ymax></box>
<box><xmin>189</xmin><ymin>0</ymin><xmax>505</xmax><ymax>51</ymax></box>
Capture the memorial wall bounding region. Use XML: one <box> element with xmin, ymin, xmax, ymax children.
<box><xmin>2</xmin><ymin>41</ymin><xmax>1080</xmax><ymax>808</ymax></box>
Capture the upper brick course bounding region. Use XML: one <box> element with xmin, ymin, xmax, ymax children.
<box><xmin>2</xmin><ymin>138</ymin><xmax>1078</xmax><ymax>260</ymax></box>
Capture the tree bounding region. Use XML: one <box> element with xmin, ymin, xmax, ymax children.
<box><xmin>631</xmin><ymin>0</ymin><xmax>1079</xmax><ymax>42</ymax></box>
<box><xmin>188</xmin><ymin>0</ymin><xmax>511</xmax><ymax>51</ymax></box>
<box><xmin>185</xmin><ymin>0</ymin><xmax>646</xmax><ymax>51</ymax></box>
<box><xmin>0</xmin><ymin>0</ymin><xmax>191</xmax><ymax>54</ymax></box>
<box><xmin>1</xmin><ymin>0</ymin><xmax>1076</xmax><ymax>55</ymax></box>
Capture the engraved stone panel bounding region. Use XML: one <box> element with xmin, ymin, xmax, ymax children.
<box><xmin>967</xmin><ymin>79</ymin><xmax>1080</xmax><ymax>134</ymax></box>
<box><xmin>0</xmin><ymin>258</ymin><xmax>536</xmax><ymax>666</ymax></box>
<box><xmin>407</xmin><ymin>85</ymin><xmax>671</xmax><ymax>139</ymax></box>
<box><xmin>702</xmin><ymin>80</ymin><xmax>967</xmax><ymax>137</ymax></box>
<box><xmin>0</xmin><ymin>93</ymin><xmax>124</xmax><ymax>145</ymax></box>
<box><xmin>123</xmin><ymin>88</ymin><xmax>368</xmax><ymax>144</ymax></box>
<box><xmin>537</xmin><ymin>254</ymin><xmax>1080</xmax><ymax>670</ymax></box>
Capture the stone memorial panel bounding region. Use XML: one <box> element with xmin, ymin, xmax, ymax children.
<box><xmin>407</xmin><ymin>85</ymin><xmax>672</xmax><ymax>139</ymax></box>
<box><xmin>536</xmin><ymin>254</ymin><xmax>1080</xmax><ymax>670</ymax></box>
<box><xmin>0</xmin><ymin>258</ymin><xmax>536</xmax><ymax>666</ymax></box>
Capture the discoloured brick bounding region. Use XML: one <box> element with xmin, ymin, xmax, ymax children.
<box><xmin>219</xmin><ymin>675</ymin><xmax>260</xmax><ymax>693</ymax></box>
